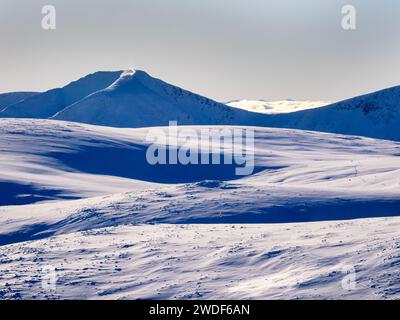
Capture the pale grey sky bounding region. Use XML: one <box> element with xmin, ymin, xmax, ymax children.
<box><xmin>1</xmin><ymin>0</ymin><xmax>399</xmax><ymax>102</ymax></box>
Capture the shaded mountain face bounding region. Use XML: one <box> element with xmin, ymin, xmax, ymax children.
<box><xmin>0</xmin><ymin>92</ymin><xmax>38</xmax><ymax>111</ymax></box>
<box><xmin>0</xmin><ymin>71</ymin><xmax>122</xmax><ymax>118</ymax></box>
<box><xmin>52</xmin><ymin>70</ymin><xmax>266</xmax><ymax>128</ymax></box>
<box><xmin>264</xmin><ymin>86</ymin><xmax>400</xmax><ymax>141</ymax></box>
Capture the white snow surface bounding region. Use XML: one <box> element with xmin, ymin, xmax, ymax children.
<box><xmin>1</xmin><ymin>118</ymin><xmax>400</xmax><ymax>299</ymax></box>
<box><xmin>1</xmin><ymin>220</ymin><xmax>400</xmax><ymax>300</ymax></box>
<box><xmin>227</xmin><ymin>99</ymin><xmax>331</xmax><ymax>114</ymax></box>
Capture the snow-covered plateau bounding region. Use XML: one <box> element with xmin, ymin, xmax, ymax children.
<box><xmin>227</xmin><ymin>99</ymin><xmax>331</xmax><ymax>114</ymax></box>
<box><xmin>1</xmin><ymin>118</ymin><xmax>400</xmax><ymax>299</ymax></box>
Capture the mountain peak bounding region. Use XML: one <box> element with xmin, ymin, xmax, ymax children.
<box><xmin>119</xmin><ymin>69</ymin><xmax>150</xmax><ymax>79</ymax></box>
<box><xmin>105</xmin><ymin>69</ymin><xmax>154</xmax><ymax>92</ymax></box>
<box><xmin>121</xmin><ymin>69</ymin><xmax>135</xmax><ymax>77</ymax></box>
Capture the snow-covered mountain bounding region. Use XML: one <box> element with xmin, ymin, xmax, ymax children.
<box><xmin>52</xmin><ymin>70</ymin><xmax>266</xmax><ymax>128</ymax></box>
<box><xmin>229</xmin><ymin>87</ymin><xmax>400</xmax><ymax>141</ymax></box>
<box><xmin>0</xmin><ymin>71</ymin><xmax>122</xmax><ymax>118</ymax></box>
<box><xmin>1</xmin><ymin>69</ymin><xmax>400</xmax><ymax>141</ymax></box>
<box><xmin>227</xmin><ymin>99</ymin><xmax>331</xmax><ymax>114</ymax></box>
<box><xmin>265</xmin><ymin>86</ymin><xmax>400</xmax><ymax>141</ymax></box>
<box><xmin>1</xmin><ymin>70</ymin><xmax>399</xmax><ymax>300</ymax></box>
<box><xmin>0</xmin><ymin>92</ymin><xmax>38</xmax><ymax>111</ymax></box>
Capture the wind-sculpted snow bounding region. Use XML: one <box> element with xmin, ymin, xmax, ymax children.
<box><xmin>1</xmin><ymin>119</ymin><xmax>400</xmax><ymax>246</ymax></box>
<box><xmin>1</xmin><ymin>220</ymin><xmax>400</xmax><ymax>299</ymax></box>
<box><xmin>1</xmin><ymin>184</ymin><xmax>400</xmax><ymax>246</ymax></box>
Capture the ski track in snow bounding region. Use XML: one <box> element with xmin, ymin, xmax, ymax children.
<box><xmin>1</xmin><ymin>118</ymin><xmax>400</xmax><ymax>299</ymax></box>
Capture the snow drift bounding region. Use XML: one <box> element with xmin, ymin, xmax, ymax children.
<box><xmin>2</xmin><ymin>220</ymin><xmax>400</xmax><ymax>299</ymax></box>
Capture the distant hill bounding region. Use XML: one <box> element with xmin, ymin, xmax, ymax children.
<box><xmin>264</xmin><ymin>85</ymin><xmax>400</xmax><ymax>141</ymax></box>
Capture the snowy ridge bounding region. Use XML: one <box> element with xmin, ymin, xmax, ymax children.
<box><xmin>0</xmin><ymin>92</ymin><xmax>38</xmax><ymax>111</ymax></box>
<box><xmin>0</xmin><ymin>71</ymin><xmax>122</xmax><ymax>118</ymax></box>
<box><xmin>265</xmin><ymin>86</ymin><xmax>400</xmax><ymax>141</ymax></box>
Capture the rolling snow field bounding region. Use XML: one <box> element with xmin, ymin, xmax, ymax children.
<box><xmin>1</xmin><ymin>118</ymin><xmax>400</xmax><ymax>299</ymax></box>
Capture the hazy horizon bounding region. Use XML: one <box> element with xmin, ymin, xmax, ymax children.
<box><xmin>1</xmin><ymin>0</ymin><xmax>400</xmax><ymax>102</ymax></box>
